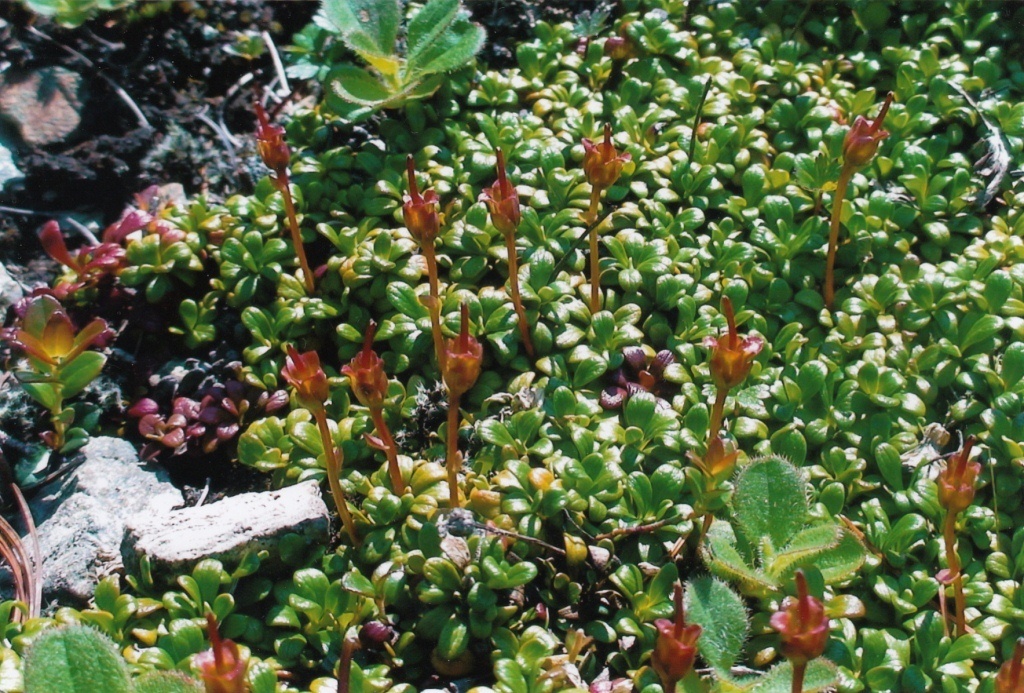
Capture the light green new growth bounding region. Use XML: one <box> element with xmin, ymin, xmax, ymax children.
<box><xmin>320</xmin><ymin>0</ymin><xmax>486</xmax><ymax>110</ymax></box>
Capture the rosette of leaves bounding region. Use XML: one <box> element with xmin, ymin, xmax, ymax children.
<box><xmin>702</xmin><ymin>455</ymin><xmax>866</xmax><ymax>600</ymax></box>
<box><xmin>319</xmin><ymin>0</ymin><xmax>486</xmax><ymax>112</ymax></box>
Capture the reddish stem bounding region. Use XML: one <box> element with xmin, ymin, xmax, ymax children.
<box><xmin>824</xmin><ymin>165</ymin><xmax>854</xmax><ymax>310</ymax></box>
<box><xmin>279</xmin><ymin>179</ymin><xmax>316</xmax><ymax>294</ymax></box>
<box><xmin>314</xmin><ymin>408</ymin><xmax>360</xmax><ymax>546</ymax></box>
<box><xmin>588</xmin><ymin>187</ymin><xmax>602</xmax><ymax>314</ymax></box>
<box><xmin>421</xmin><ymin>242</ymin><xmax>446</xmax><ymax>371</ymax></box>
<box><xmin>371</xmin><ymin>407</ymin><xmax>407</xmax><ymax>494</ymax></box>
<box><xmin>446</xmin><ymin>391</ymin><xmax>462</xmax><ymax>507</ymax></box>
<box><xmin>792</xmin><ymin>660</ymin><xmax>806</xmax><ymax>693</ymax></box>
<box><xmin>943</xmin><ymin>510</ymin><xmax>967</xmax><ymax>637</ymax></box>
<box><xmin>505</xmin><ymin>232</ymin><xmax>535</xmax><ymax>357</ymax></box>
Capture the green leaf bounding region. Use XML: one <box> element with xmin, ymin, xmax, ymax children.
<box><xmin>20</xmin><ymin>381</ymin><xmax>59</xmax><ymax>411</ymax></box>
<box><xmin>406</xmin><ymin>0</ymin><xmax>460</xmax><ymax>65</ymax></box>
<box><xmin>769</xmin><ymin>523</ymin><xmax>841</xmax><ymax>580</ymax></box>
<box><xmin>133</xmin><ymin>671</ymin><xmax>204</xmax><ymax>693</ymax></box>
<box><xmin>702</xmin><ymin>520</ymin><xmax>776</xmax><ymax>597</ymax></box>
<box><xmin>319</xmin><ymin>0</ymin><xmax>401</xmax><ymax>60</ymax></box>
<box><xmin>732</xmin><ymin>455</ymin><xmax>808</xmax><ymax>551</ymax></box>
<box><xmin>24</xmin><ymin>625</ymin><xmax>131</xmax><ymax>693</ymax></box>
<box><xmin>437</xmin><ymin>616</ymin><xmax>470</xmax><ymax>659</ymax></box>
<box><xmin>386</xmin><ymin>282</ymin><xmax>428</xmax><ymax>318</ymax></box>
<box><xmin>815</xmin><ymin>529</ymin><xmax>867</xmax><ymax>585</ymax></box>
<box><xmin>328</xmin><ymin>64</ymin><xmax>393</xmax><ymax>107</ymax></box>
<box><xmin>58</xmin><ymin>351</ymin><xmax>107</xmax><ymax>399</ymax></box>
<box><xmin>749</xmin><ymin>659</ymin><xmax>838</xmax><ymax>693</ymax></box>
<box><xmin>960</xmin><ymin>314</ymin><xmax>1002</xmax><ymax>351</ymax></box>
<box><xmin>410</xmin><ymin>14</ymin><xmax>485</xmax><ymax>75</ymax></box>
<box><xmin>685</xmin><ymin>576</ymin><xmax>749</xmax><ymax>673</ymax></box>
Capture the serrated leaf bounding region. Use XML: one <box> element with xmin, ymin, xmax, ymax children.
<box><xmin>410</xmin><ymin>14</ymin><xmax>485</xmax><ymax>75</ymax></box>
<box><xmin>319</xmin><ymin>0</ymin><xmax>400</xmax><ymax>59</ymax></box>
<box><xmin>406</xmin><ymin>0</ymin><xmax>460</xmax><ymax>65</ymax></box>
<box><xmin>815</xmin><ymin>529</ymin><xmax>867</xmax><ymax>585</ymax></box>
<box><xmin>768</xmin><ymin>523</ymin><xmax>841</xmax><ymax>580</ymax></box>
<box><xmin>732</xmin><ymin>455</ymin><xmax>808</xmax><ymax>551</ymax></box>
<box><xmin>685</xmin><ymin>576</ymin><xmax>749</xmax><ymax>673</ymax></box>
<box><xmin>702</xmin><ymin>520</ymin><xmax>776</xmax><ymax>597</ymax></box>
<box><xmin>329</xmin><ymin>64</ymin><xmax>393</xmax><ymax>107</ymax></box>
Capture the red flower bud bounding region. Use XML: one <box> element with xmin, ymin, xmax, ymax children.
<box><xmin>480</xmin><ymin>150</ymin><xmax>521</xmax><ymax>238</ymax></box>
<box><xmin>403</xmin><ymin>156</ymin><xmax>440</xmax><ymax>245</ymax></box>
<box><xmin>842</xmin><ymin>91</ymin><xmax>893</xmax><ymax>169</ymax></box>
<box><xmin>769</xmin><ymin>571</ymin><xmax>829</xmax><ymax>667</ymax></box>
<box><xmin>281</xmin><ymin>346</ymin><xmax>330</xmax><ymax>410</ymax></box>
<box><xmin>582</xmin><ymin>123</ymin><xmax>631</xmax><ymax>192</ymax></box>
<box><xmin>703</xmin><ymin>297</ymin><xmax>763</xmax><ymax>391</ymax></box>
<box><xmin>651</xmin><ymin>583</ymin><xmax>702</xmax><ymax>691</ymax></box>
<box><xmin>937</xmin><ymin>436</ymin><xmax>980</xmax><ymax>515</ymax></box>
<box><xmin>255</xmin><ymin>101</ymin><xmax>291</xmax><ymax>178</ymax></box>
<box><xmin>341</xmin><ymin>321</ymin><xmax>389</xmax><ymax>410</ymax></box>
<box><xmin>995</xmin><ymin>638</ymin><xmax>1024</xmax><ymax>693</ymax></box>
<box><xmin>689</xmin><ymin>435</ymin><xmax>739</xmax><ymax>483</ymax></box>
<box><xmin>442</xmin><ymin>303</ymin><xmax>483</xmax><ymax>398</ymax></box>
<box><xmin>195</xmin><ymin>613</ymin><xmax>247</xmax><ymax>693</ymax></box>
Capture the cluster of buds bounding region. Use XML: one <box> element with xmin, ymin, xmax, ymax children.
<box><xmin>195</xmin><ymin>613</ymin><xmax>247</xmax><ymax>693</ymax></box>
<box><xmin>342</xmin><ymin>322</ymin><xmax>407</xmax><ymax>494</ymax></box>
<box><xmin>254</xmin><ymin>102</ymin><xmax>291</xmax><ymax>180</ymax></box>
<box><xmin>442</xmin><ymin>303</ymin><xmax>484</xmax><ymax>400</ymax></box>
<box><xmin>842</xmin><ymin>91</ymin><xmax>893</xmax><ymax>169</ymax></box>
<box><xmin>480</xmin><ymin>150</ymin><xmax>522</xmax><ymax>239</ymax></box>
<box><xmin>281</xmin><ymin>346</ymin><xmax>360</xmax><ymax>545</ymax></box>
<box><xmin>937</xmin><ymin>436</ymin><xmax>980</xmax><ymax>515</ymax></box>
<box><xmin>480</xmin><ymin>149</ymin><xmax>534</xmax><ymax>356</ymax></box>
<box><xmin>995</xmin><ymin>638</ymin><xmax>1024</xmax><ymax>693</ymax></box>
<box><xmin>403</xmin><ymin>156</ymin><xmax>447</xmax><ymax>367</ymax></box>
<box><xmin>442</xmin><ymin>304</ymin><xmax>483</xmax><ymax>506</ymax></box>
<box><xmin>703</xmin><ymin>296</ymin><xmax>763</xmax><ymax>394</ymax></box>
<box><xmin>582</xmin><ymin>124</ymin><xmax>631</xmax><ymax>313</ymax></box>
<box><xmin>651</xmin><ymin>582</ymin><xmax>702</xmax><ymax>691</ymax></box>
<box><xmin>825</xmin><ymin>91</ymin><xmax>894</xmax><ymax>309</ymax></box>
<box><xmin>769</xmin><ymin>571</ymin><xmax>829</xmax><ymax>668</ymax></box>
<box><xmin>582</xmin><ymin>123</ymin><xmax>632</xmax><ymax>195</ymax></box>
<box><xmin>403</xmin><ymin>155</ymin><xmax>441</xmax><ymax>246</ymax></box>
<box><xmin>255</xmin><ymin>101</ymin><xmax>315</xmax><ymax>294</ymax></box>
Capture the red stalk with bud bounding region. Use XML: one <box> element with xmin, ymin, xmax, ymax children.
<box><xmin>481</xmin><ymin>150</ymin><xmax>534</xmax><ymax>357</ymax></box>
<box><xmin>824</xmin><ymin>92</ymin><xmax>893</xmax><ymax>309</ymax></box>
<box><xmin>937</xmin><ymin>436</ymin><xmax>979</xmax><ymax>638</ymax></box>
<box><xmin>196</xmin><ymin>613</ymin><xmax>248</xmax><ymax>693</ymax></box>
<box><xmin>341</xmin><ymin>321</ymin><xmax>408</xmax><ymax>495</ymax></box>
<box><xmin>651</xmin><ymin>582</ymin><xmax>702</xmax><ymax>692</ymax></box>
<box><xmin>581</xmin><ymin>124</ymin><xmax>630</xmax><ymax>313</ymax></box>
<box><xmin>441</xmin><ymin>303</ymin><xmax>483</xmax><ymax>507</ymax></box>
<box><xmin>769</xmin><ymin>571</ymin><xmax>829</xmax><ymax>693</ymax></box>
<box><xmin>403</xmin><ymin>156</ymin><xmax>447</xmax><ymax>369</ymax></box>
<box><xmin>281</xmin><ymin>346</ymin><xmax>360</xmax><ymax>546</ymax></box>
<box><xmin>995</xmin><ymin>638</ymin><xmax>1024</xmax><ymax>693</ymax></box>
<box><xmin>256</xmin><ymin>102</ymin><xmax>315</xmax><ymax>294</ymax></box>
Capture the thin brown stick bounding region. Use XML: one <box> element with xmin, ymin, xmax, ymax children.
<box><xmin>371</xmin><ymin>408</ymin><xmax>407</xmax><ymax>495</ymax></box>
<box><xmin>446</xmin><ymin>392</ymin><xmax>462</xmax><ymax>507</ymax></box>
<box><xmin>505</xmin><ymin>233</ymin><xmax>535</xmax><ymax>357</ymax></box>
<box><xmin>943</xmin><ymin>511</ymin><xmax>967</xmax><ymax>637</ymax></box>
<box><xmin>279</xmin><ymin>182</ymin><xmax>316</xmax><ymax>294</ymax></box>
<box><xmin>314</xmin><ymin>409</ymin><xmax>360</xmax><ymax>546</ymax></box>
<box><xmin>824</xmin><ymin>165</ymin><xmax>854</xmax><ymax>309</ymax></box>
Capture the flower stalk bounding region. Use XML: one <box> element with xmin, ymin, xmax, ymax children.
<box><xmin>937</xmin><ymin>436</ymin><xmax>979</xmax><ymax>638</ymax></box>
<box><xmin>651</xmin><ymin>582</ymin><xmax>702</xmax><ymax>692</ymax></box>
<box><xmin>481</xmin><ymin>150</ymin><xmax>534</xmax><ymax>357</ymax></box>
<box><xmin>256</xmin><ymin>102</ymin><xmax>315</xmax><ymax>295</ymax></box>
<box><xmin>769</xmin><ymin>571</ymin><xmax>829</xmax><ymax>693</ymax></box>
<box><xmin>441</xmin><ymin>303</ymin><xmax>483</xmax><ymax>507</ymax></box>
<box><xmin>824</xmin><ymin>91</ymin><xmax>893</xmax><ymax>309</ymax></box>
<box><xmin>581</xmin><ymin>124</ymin><xmax>630</xmax><ymax>314</ymax></box>
<box><xmin>404</xmin><ymin>156</ymin><xmax>446</xmax><ymax>369</ymax></box>
<box><xmin>341</xmin><ymin>321</ymin><xmax>407</xmax><ymax>495</ymax></box>
<box><xmin>282</xmin><ymin>346</ymin><xmax>360</xmax><ymax>546</ymax></box>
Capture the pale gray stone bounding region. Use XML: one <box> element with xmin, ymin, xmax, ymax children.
<box><xmin>121</xmin><ymin>481</ymin><xmax>329</xmax><ymax>577</ymax></box>
<box><xmin>0</xmin><ymin>67</ymin><xmax>86</xmax><ymax>146</ymax></box>
<box><xmin>31</xmin><ymin>437</ymin><xmax>183</xmax><ymax>604</ymax></box>
<box><xmin>0</xmin><ymin>261</ymin><xmax>24</xmax><ymax>316</ymax></box>
<box><xmin>0</xmin><ymin>131</ymin><xmax>22</xmax><ymax>192</ymax></box>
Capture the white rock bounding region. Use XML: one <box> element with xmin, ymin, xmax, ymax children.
<box><xmin>121</xmin><ymin>480</ymin><xmax>329</xmax><ymax>576</ymax></box>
